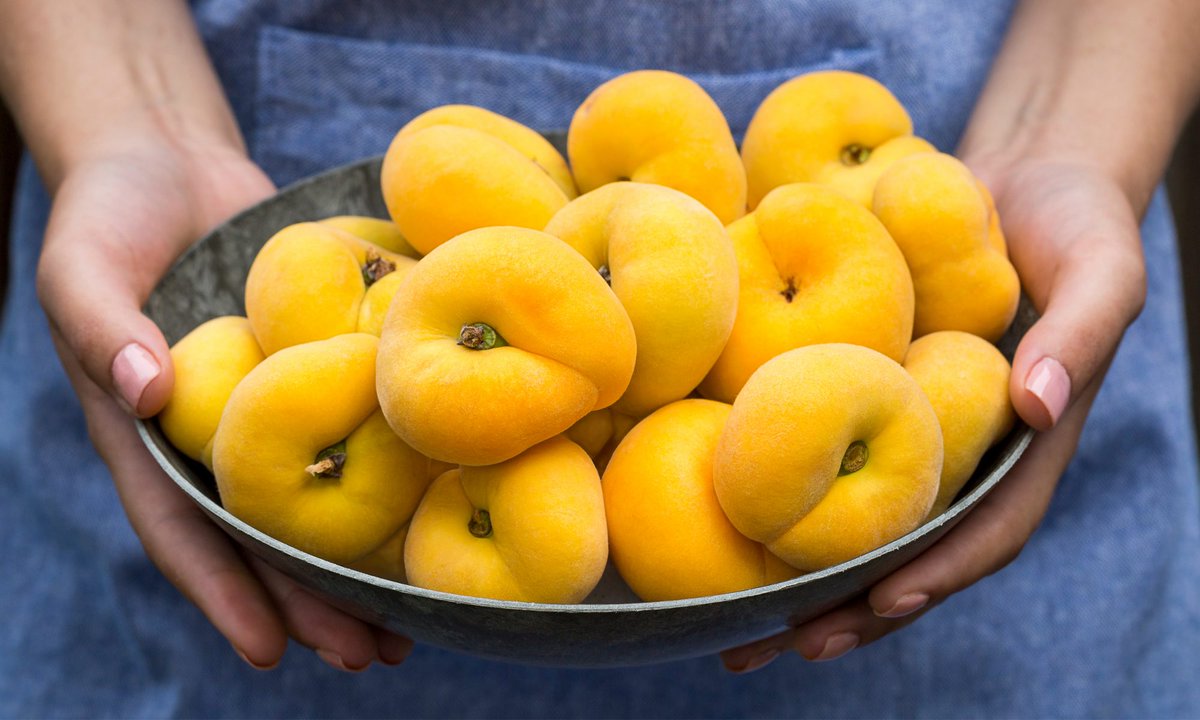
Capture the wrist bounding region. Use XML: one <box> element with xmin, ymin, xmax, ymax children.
<box><xmin>0</xmin><ymin>0</ymin><xmax>244</xmax><ymax>192</ymax></box>
<box><xmin>957</xmin><ymin>0</ymin><xmax>1200</xmax><ymax>218</ymax></box>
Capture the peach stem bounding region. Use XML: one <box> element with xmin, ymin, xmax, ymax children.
<box><xmin>306</xmin><ymin>441</ymin><xmax>347</xmax><ymax>479</ymax></box>
<box><xmin>469</xmin><ymin>508</ymin><xmax>493</xmax><ymax>538</ymax></box>
<box><xmin>839</xmin><ymin>441</ymin><xmax>869</xmax><ymax>476</ymax></box>
<box><xmin>840</xmin><ymin>144</ymin><xmax>872</xmax><ymax>166</ymax></box>
<box><xmin>361</xmin><ymin>249</ymin><xmax>396</xmax><ymax>287</ymax></box>
<box><xmin>458</xmin><ymin>322</ymin><xmax>507</xmax><ymax>350</ymax></box>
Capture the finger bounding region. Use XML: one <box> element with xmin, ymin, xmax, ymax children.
<box><xmin>35</xmin><ymin>161</ymin><xmax>274</xmax><ymax>419</ymax></box>
<box><xmin>37</xmin><ymin>227</ymin><xmax>177</xmax><ymax>417</ymax></box>
<box><xmin>721</xmin><ymin>596</ymin><xmax>930</xmax><ymax>673</ymax></box>
<box><xmin>1002</xmin><ymin>180</ymin><xmax>1145</xmax><ymax>431</ymax></box>
<box><xmin>374</xmin><ymin>625</ymin><xmax>416</xmax><ymax>666</ymax></box>
<box><xmin>248</xmin><ymin>555</ymin><xmax>385</xmax><ymax>673</ymax></box>
<box><xmin>54</xmin><ymin>331</ymin><xmax>288</xmax><ymax>668</ymax></box>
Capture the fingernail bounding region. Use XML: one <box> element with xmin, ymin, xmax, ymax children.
<box><xmin>235</xmin><ymin>647</ymin><xmax>278</xmax><ymax>671</ymax></box>
<box><xmin>809</xmin><ymin>632</ymin><xmax>859</xmax><ymax>662</ymax></box>
<box><xmin>317</xmin><ymin>648</ymin><xmax>367</xmax><ymax>673</ymax></box>
<box><xmin>876</xmin><ymin>592</ymin><xmax>929</xmax><ymax>619</ymax></box>
<box><xmin>727</xmin><ymin>647</ymin><xmax>781</xmax><ymax>674</ymax></box>
<box><xmin>378</xmin><ymin>633</ymin><xmax>412</xmax><ymax>666</ymax></box>
<box><xmin>112</xmin><ymin>342</ymin><xmax>160</xmax><ymax>414</ymax></box>
<box><xmin>1024</xmin><ymin>356</ymin><xmax>1070</xmax><ymax>427</ymax></box>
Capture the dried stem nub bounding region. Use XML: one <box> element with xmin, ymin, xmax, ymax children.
<box><xmin>840</xmin><ymin>143</ymin><xmax>872</xmax><ymax>166</ymax></box>
<box><xmin>306</xmin><ymin>441</ymin><xmax>348</xmax><ymax>479</ymax></box>
<box><xmin>838</xmin><ymin>440</ymin><xmax>869</xmax><ymax>476</ymax></box>
<box><xmin>781</xmin><ymin>277</ymin><xmax>798</xmax><ymax>303</ymax></box>
<box><xmin>469</xmin><ymin>508</ymin><xmax>493</xmax><ymax>538</ymax></box>
<box><xmin>458</xmin><ymin>322</ymin><xmax>507</xmax><ymax>350</ymax></box>
<box><xmin>362</xmin><ymin>249</ymin><xmax>396</xmax><ymax>287</ymax></box>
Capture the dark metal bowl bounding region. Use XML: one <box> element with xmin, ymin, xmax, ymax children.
<box><xmin>136</xmin><ymin>154</ymin><xmax>1035</xmax><ymax>668</ymax></box>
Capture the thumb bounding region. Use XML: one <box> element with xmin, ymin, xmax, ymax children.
<box><xmin>36</xmin><ymin>152</ymin><xmax>276</xmax><ymax>418</ymax></box>
<box><xmin>1008</xmin><ymin>210</ymin><xmax>1146</xmax><ymax>432</ymax></box>
<box><xmin>37</xmin><ymin>234</ymin><xmax>177</xmax><ymax>418</ymax></box>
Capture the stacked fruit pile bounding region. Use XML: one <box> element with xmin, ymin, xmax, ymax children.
<box><xmin>158</xmin><ymin>69</ymin><xmax>1019</xmax><ymax>604</ymax></box>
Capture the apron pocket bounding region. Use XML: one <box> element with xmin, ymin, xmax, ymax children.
<box><xmin>254</xmin><ymin>25</ymin><xmax>880</xmax><ymax>186</ymax></box>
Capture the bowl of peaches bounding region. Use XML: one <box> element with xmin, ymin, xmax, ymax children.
<box><xmin>137</xmin><ymin>69</ymin><xmax>1034</xmax><ymax>667</ymax></box>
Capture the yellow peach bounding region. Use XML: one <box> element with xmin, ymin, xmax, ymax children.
<box><xmin>544</xmin><ymin>182</ymin><xmax>738</xmax><ymax>415</ymax></box>
<box><xmin>159</xmin><ymin>316</ymin><xmax>264</xmax><ymax>468</ymax></box>
<box><xmin>603</xmin><ymin>399</ymin><xmax>801</xmax><ymax>601</ymax></box>
<box><xmin>742</xmin><ymin>70</ymin><xmax>915</xmax><ymax>210</ymax></box>
<box><xmin>244</xmin><ymin>222</ymin><xmax>415</xmax><ymax>355</ymax></box>
<box><xmin>319</xmin><ymin>215</ymin><xmax>422</xmax><ymax>259</ymax></box>
<box><xmin>904</xmin><ymin>331</ymin><xmax>1016</xmax><ymax>519</ymax></box>
<box><xmin>700</xmin><ymin>183</ymin><xmax>914</xmax><ymax>402</ymax></box>
<box><xmin>873</xmin><ymin>153</ymin><xmax>1020</xmax><ymax>343</ymax></box>
<box><xmin>404</xmin><ymin>437</ymin><xmax>608</xmax><ymax>603</ymax></box>
<box><xmin>381</xmin><ymin>112</ymin><xmax>573</xmax><ymax>255</ymax></box>
<box><xmin>714</xmin><ymin>344</ymin><xmax>942</xmax><ymax>571</ymax></box>
<box><xmin>568</xmin><ymin>70</ymin><xmax>747</xmax><ymax>224</ymax></box>
<box><xmin>565</xmin><ymin>409</ymin><xmax>615</xmax><ymax>461</ymax></box>
<box><xmin>394</xmin><ymin>105</ymin><xmax>576</xmax><ymax>197</ymax></box>
<box><xmin>376</xmin><ymin>226</ymin><xmax>636</xmax><ymax>466</ymax></box>
<box><xmin>211</xmin><ymin>334</ymin><xmax>432</xmax><ymax>565</ymax></box>
<box><xmin>347</xmin><ymin>523</ymin><xmax>409</xmax><ymax>583</ymax></box>
<box><xmin>355</xmin><ymin>270</ymin><xmax>409</xmax><ymax>337</ymax></box>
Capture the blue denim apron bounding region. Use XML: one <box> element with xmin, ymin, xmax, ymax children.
<box><xmin>2</xmin><ymin>2</ymin><xmax>1198</xmax><ymax>717</ymax></box>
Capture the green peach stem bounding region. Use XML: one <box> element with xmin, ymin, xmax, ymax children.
<box><xmin>469</xmin><ymin>508</ymin><xmax>493</xmax><ymax>538</ymax></box>
<box><xmin>838</xmin><ymin>440</ymin><xmax>869</xmax><ymax>476</ymax></box>
<box><xmin>458</xmin><ymin>322</ymin><xmax>507</xmax><ymax>350</ymax></box>
<box><xmin>306</xmin><ymin>440</ymin><xmax>347</xmax><ymax>479</ymax></box>
<box><xmin>839</xmin><ymin>143</ymin><xmax>872</xmax><ymax>166</ymax></box>
<box><xmin>361</xmin><ymin>249</ymin><xmax>396</xmax><ymax>287</ymax></box>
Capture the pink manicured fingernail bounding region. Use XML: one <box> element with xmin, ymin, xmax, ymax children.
<box><xmin>810</xmin><ymin>632</ymin><xmax>859</xmax><ymax>662</ymax></box>
<box><xmin>876</xmin><ymin>592</ymin><xmax>929</xmax><ymax>619</ymax></box>
<box><xmin>111</xmin><ymin>342</ymin><xmax>160</xmax><ymax>413</ymax></box>
<box><xmin>1024</xmin><ymin>356</ymin><xmax>1070</xmax><ymax>427</ymax></box>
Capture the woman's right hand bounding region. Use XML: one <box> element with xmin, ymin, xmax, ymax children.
<box><xmin>35</xmin><ymin>121</ymin><xmax>414</xmax><ymax>672</ymax></box>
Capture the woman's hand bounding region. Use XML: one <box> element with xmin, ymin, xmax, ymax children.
<box><xmin>1</xmin><ymin>0</ymin><xmax>415</xmax><ymax>672</ymax></box>
<box><xmin>36</xmin><ymin>123</ymin><xmax>414</xmax><ymax>672</ymax></box>
<box><xmin>720</xmin><ymin>157</ymin><xmax>1146</xmax><ymax>671</ymax></box>
<box><xmin>719</xmin><ymin>0</ymin><xmax>1200</xmax><ymax>673</ymax></box>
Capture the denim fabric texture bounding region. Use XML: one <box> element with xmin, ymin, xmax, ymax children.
<box><xmin>2</xmin><ymin>1</ymin><xmax>1198</xmax><ymax>717</ymax></box>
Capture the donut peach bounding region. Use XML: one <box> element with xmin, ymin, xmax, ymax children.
<box><xmin>873</xmin><ymin>152</ymin><xmax>1020</xmax><ymax>342</ymax></box>
<box><xmin>244</xmin><ymin>222</ymin><xmax>415</xmax><ymax>355</ymax></box>
<box><xmin>699</xmin><ymin>183</ymin><xmax>914</xmax><ymax>402</ymax></box>
<box><xmin>714</xmin><ymin>344</ymin><xmax>942</xmax><ymax>571</ymax></box>
<box><xmin>544</xmin><ymin>182</ymin><xmax>738</xmax><ymax>416</ymax></box>
<box><xmin>376</xmin><ymin>226</ymin><xmax>636</xmax><ymax>466</ymax></box>
<box><xmin>381</xmin><ymin>107</ymin><xmax>575</xmax><ymax>255</ymax></box>
<box><xmin>211</xmin><ymin>334</ymin><xmax>432</xmax><ymax>565</ymax></box>
<box><xmin>904</xmin><ymin>331</ymin><xmax>1015</xmax><ymax>519</ymax></box>
<box><xmin>159</xmin><ymin>316</ymin><xmax>264</xmax><ymax>468</ymax></box>
<box><xmin>404</xmin><ymin>436</ymin><xmax>608</xmax><ymax>603</ymax></box>
<box><xmin>741</xmin><ymin>70</ymin><xmax>917</xmax><ymax>210</ymax></box>
<box><xmin>568</xmin><ymin>70</ymin><xmax>747</xmax><ymax>224</ymax></box>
